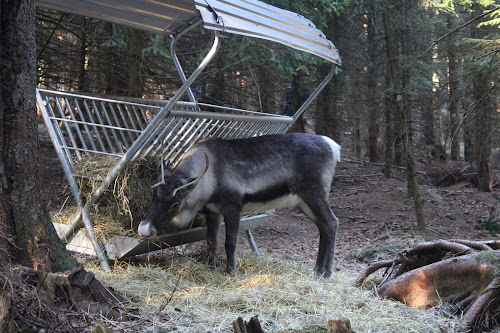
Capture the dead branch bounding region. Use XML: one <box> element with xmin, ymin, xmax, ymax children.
<box><xmin>343</xmin><ymin>156</ymin><xmax>426</xmax><ymax>175</ymax></box>
<box><xmin>461</xmin><ymin>279</ymin><xmax>500</xmax><ymax>331</ymax></box>
<box><xmin>407</xmin><ymin>6</ymin><xmax>500</xmax><ymax>68</ymax></box>
<box><xmin>354</xmin><ymin>259</ymin><xmax>401</xmax><ymax>287</ymax></box>
<box><xmin>402</xmin><ymin>240</ymin><xmax>475</xmax><ymax>256</ymax></box>
<box><xmin>452</xmin><ymin>239</ymin><xmax>493</xmax><ymax>251</ymax></box>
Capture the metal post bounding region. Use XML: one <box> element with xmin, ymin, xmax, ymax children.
<box><xmin>170</xmin><ymin>19</ymin><xmax>203</xmax><ymax>105</ymax></box>
<box><xmin>36</xmin><ymin>90</ymin><xmax>84</xmax><ymax>219</ymax></box>
<box><xmin>80</xmin><ymin>32</ymin><xmax>222</xmax><ymax>271</ymax></box>
<box><xmin>289</xmin><ymin>63</ymin><xmax>337</xmax><ymax>126</ymax></box>
<box><xmin>246</xmin><ymin>230</ymin><xmax>260</xmax><ymax>255</ymax></box>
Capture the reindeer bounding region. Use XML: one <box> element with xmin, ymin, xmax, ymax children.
<box><xmin>138</xmin><ymin>133</ymin><xmax>341</xmax><ymax>279</ymax></box>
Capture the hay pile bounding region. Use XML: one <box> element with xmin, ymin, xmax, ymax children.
<box><xmin>89</xmin><ymin>251</ymin><xmax>462</xmax><ymax>332</ymax></box>
<box><xmin>52</xmin><ymin>155</ymin><xmax>160</xmax><ymax>238</ymax></box>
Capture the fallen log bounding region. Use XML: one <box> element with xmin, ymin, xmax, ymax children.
<box><xmin>355</xmin><ymin>240</ymin><xmax>500</xmax><ymax>332</ymax></box>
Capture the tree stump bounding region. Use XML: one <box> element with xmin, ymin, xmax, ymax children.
<box><xmin>233</xmin><ymin>315</ymin><xmax>266</xmax><ymax>333</ymax></box>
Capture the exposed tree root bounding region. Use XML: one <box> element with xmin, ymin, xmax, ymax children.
<box><xmin>1</xmin><ymin>264</ymin><xmax>128</xmax><ymax>332</ymax></box>
<box><xmin>354</xmin><ymin>240</ymin><xmax>500</xmax><ymax>332</ymax></box>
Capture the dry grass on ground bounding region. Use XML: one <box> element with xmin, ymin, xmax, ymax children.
<box><xmin>86</xmin><ymin>251</ymin><xmax>461</xmax><ymax>333</ymax></box>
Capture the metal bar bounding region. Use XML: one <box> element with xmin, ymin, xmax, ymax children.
<box><xmin>216</xmin><ymin>120</ymin><xmax>237</xmax><ymax>139</ymax></box>
<box><xmin>43</xmin><ymin>95</ymin><xmax>73</xmax><ymax>163</ymax></box>
<box><xmin>149</xmin><ymin>117</ymin><xmax>188</xmax><ymax>159</ymax></box>
<box><xmin>108</xmin><ymin>103</ymin><xmax>131</xmax><ymax>150</ymax></box>
<box><xmin>63</xmin><ymin>97</ymin><xmax>90</xmax><ymax>154</ymax></box>
<box><xmin>59</xmin><ymin>146</ymin><xmax>122</xmax><ymax>157</ymax></box>
<box><xmin>170</xmin><ymin>19</ymin><xmax>202</xmax><ymax>105</ymax></box>
<box><xmin>98</xmin><ymin>100</ymin><xmax>123</xmax><ymax>154</ymax></box>
<box><xmin>168</xmin><ymin>118</ymin><xmax>207</xmax><ymax>162</ymax></box>
<box><xmin>53</xmin><ymin>97</ymin><xmax>82</xmax><ymax>160</ymax></box>
<box><xmin>38</xmin><ymin>89</ymin><xmax>162</xmax><ymax>108</ymax></box>
<box><xmin>228</xmin><ymin>121</ymin><xmax>248</xmax><ymax>139</ymax></box>
<box><xmin>169</xmin><ymin>109</ymin><xmax>294</xmax><ymax>124</ymax></box>
<box><xmin>37</xmin><ymin>90</ymin><xmax>84</xmax><ymax>242</ymax></box>
<box><xmin>81</xmin><ymin>99</ymin><xmax>107</xmax><ymax>152</ymax></box>
<box><xmin>246</xmin><ymin>230</ymin><xmax>260</xmax><ymax>255</ymax></box>
<box><xmin>290</xmin><ymin>63</ymin><xmax>336</xmax><ymax>122</ymax></box>
<box><xmin>73</xmin><ymin>98</ymin><xmax>98</xmax><ymax>152</ymax></box>
<box><xmin>46</xmin><ymin>116</ymin><xmax>142</xmax><ymax>133</ymax></box>
<box><xmin>234</xmin><ymin>121</ymin><xmax>253</xmax><ymax>139</ymax></box>
<box><xmin>249</xmin><ymin>122</ymin><xmax>266</xmax><ymax>137</ymax></box>
<box><xmin>164</xmin><ymin>118</ymin><xmax>198</xmax><ymax>161</ymax></box>
<box><xmin>141</xmin><ymin>116</ymin><xmax>178</xmax><ymax>158</ymax></box>
<box><xmin>123</xmin><ymin>104</ymin><xmax>140</xmax><ymax>131</ymax></box>
<box><xmin>85</xmin><ymin>99</ymin><xmax>114</xmax><ymax>153</ymax></box>
<box><xmin>210</xmin><ymin>119</ymin><xmax>230</xmax><ymax>137</ymax></box>
<box><xmin>115</xmin><ymin>103</ymin><xmax>138</xmax><ymax>145</ymax></box>
<box><xmin>161</xmin><ymin>118</ymin><xmax>193</xmax><ymax>160</ymax></box>
<box><xmin>80</xmin><ymin>31</ymin><xmax>221</xmax><ymax>271</ymax></box>
<box><xmin>130</xmin><ymin>104</ymin><xmax>147</xmax><ymax>130</ymax></box>
<box><xmin>191</xmin><ymin>118</ymin><xmax>214</xmax><ymax>143</ymax></box>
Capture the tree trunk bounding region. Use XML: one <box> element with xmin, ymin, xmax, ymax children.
<box><xmin>256</xmin><ymin>64</ymin><xmax>275</xmax><ymax>114</ymax></box>
<box><xmin>78</xmin><ymin>17</ymin><xmax>88</xmax><ymax>92</ymax></box>
<box><xmin>315</xmin><ymin>14</ymin><xmax>342</xmax><ymax>142</ymax></box>
<box><xmin>447</xmin><ymin>14</ymin><xmax>460</xmax><ymax>161</ymax></box>
<box><xmin>367</xmin><ymin>12</ymin><xmax>379</xmax><ymax>162</ymax></box>
<box><xmin>1</xmin><ymin>4</ymin><xmax>128</xmax><ymax>331</ymax></box>
<box><xmin>422</xmin><ymin>74</ymin><xmax>436</xmax><ymax>147</ymax></box>
<box><xmin>127</xmin><ymin>29</ymin><xmax>142</xmax><ymax>97</ymax></box>
<box><xmin>315</xmin><ymin>70</ymin><xmax>341</xmax><ymax>141</ymax></box>
<box><xmin>0</xmin><ymin>0</ymin><xmax>77</xmax><ymax>271</ymax></box>
<box><xmin>382</xmin><ymin>0</ymin><xmax>425</xmax><ymax>229</ymax></box>
<box><xmin>287</xmin><ymin>73</ymin><xmax>306</xmax><ymax>133</ymax></box>
<box><xmin>383</xmin><ymin>65</ymin><xmax>393</xmax><ymax>178</ymax></box>
<box><xmin>472</xmin><ymin>7</ymin><xmax>493</xmax><ymax>192</ymax></box>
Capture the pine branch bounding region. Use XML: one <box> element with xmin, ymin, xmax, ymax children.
<box><xmin>407</xmin><ymin>6</ymin><xmax>500</xmax><ymax>68</ymax></box>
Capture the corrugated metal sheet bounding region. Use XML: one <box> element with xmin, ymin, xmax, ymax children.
<box><xmin>36</xmin><ymin>0</ymin><xmax>340</xmax><ymax>64</ymax></box>
<box><xmin>195</xmin><ymin>0</ymin><xmax>340</xmax><ymax>64</ymax></box>
<box><xmin>36</xmin><ymin>0</ymin><xmax>200</xmax><ymax>35</ymax></box>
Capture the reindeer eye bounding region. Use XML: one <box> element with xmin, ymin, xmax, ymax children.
<box><xmin>168</xmin><ymin>202</ymin><xmax>179</xmax><ymax>212</ymax></box>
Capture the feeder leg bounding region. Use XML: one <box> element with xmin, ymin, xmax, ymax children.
<box><xmin>82</xmin><ymin>205</ymin><xmax>111</xmax><ymax>272</ymax></box>
<box><xmin>246</xmin><ymin>230</ymin><xmax>260</xmax><ymax>255</ymax></box>
<box><xmin>60</xmin><ymin>206</ymin><xmax>82</xmax><ymax>242</ymax></box>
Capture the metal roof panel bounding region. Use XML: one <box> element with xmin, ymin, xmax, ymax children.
<box><xmin>36</xmin><ymin>0</ymin><xmax>340</xmax><ymax>64</ymax></box>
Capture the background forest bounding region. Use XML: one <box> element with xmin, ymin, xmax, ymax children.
<box><xmin>36</xmin><ymin>0</ymin><xmax>499</xmax><ymax>191</ymax></box>
<box><xmin>0</xmin><ymin>0</ymin><xmax>495</xmax><ymax>331</ymax></box>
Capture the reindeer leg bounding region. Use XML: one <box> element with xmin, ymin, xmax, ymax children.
<box><xmin>223</xmin><ymin>209</ymin><xmax>241</xmax><ymax>274</ymax></box>
<box><xmin>206</xmin><ymin>211</ymin><xmax>223</xmax><ymax>269</ymax></box>
<box><xmin>299</xmin><ymin>195</ymin><xmax>338</xmax><ymax>279</ymax></box>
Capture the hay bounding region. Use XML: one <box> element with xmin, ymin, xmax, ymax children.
<box><xmin>52</xmin><ymin>155</ymin><xmax>166</xmax><ymax>239</ymax></box>
<box><xmin>73</xmin><ymin>155</ymin><xmax>158</xmax><ymax>228</ymax></box>
<box><xmin>88</xmin><ymin>252</ymin><xmax>462</xmax><ymax>332</ymax></box>
<box><xmin>53</xmin><ymin>155</ymin><xmax>211</xmax><ymax>239</ymax></box>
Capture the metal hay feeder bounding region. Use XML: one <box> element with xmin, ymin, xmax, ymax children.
<box><xmin>35</xmin><ymin>0</ymin><xmax>341</xmax><ymax>271</ymax></box>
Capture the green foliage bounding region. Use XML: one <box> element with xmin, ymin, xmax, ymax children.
<box><xmin>101</xmin><ymin>24</ymin><xmax>128</xmax><ymax>51</ymax></box>
<box><xmin>264</xmin><ymin>0</ymin><xmax>350</xmax><ymax>29</ymax></box>
<box><xmin>143</xmin><ymin>35</ymin><xmax>172</xmax><ymax>59</ymax></box>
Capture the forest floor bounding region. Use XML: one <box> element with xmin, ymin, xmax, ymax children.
<box><xmin>38</xmin><ymin>127</ymin><xmax>500</xmax><ymax>275</ymax></box>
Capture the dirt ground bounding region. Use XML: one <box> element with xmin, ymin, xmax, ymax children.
<box><xmin>38</xmin><ymin>127</ymin><xmax>500</xmax><ymax>274</ymax></box>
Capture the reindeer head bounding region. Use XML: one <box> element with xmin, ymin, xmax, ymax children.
<box><xmin>138</xmin><ymin>154</ymin><xmax>209</xmax><ymax>238</ymax></box>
